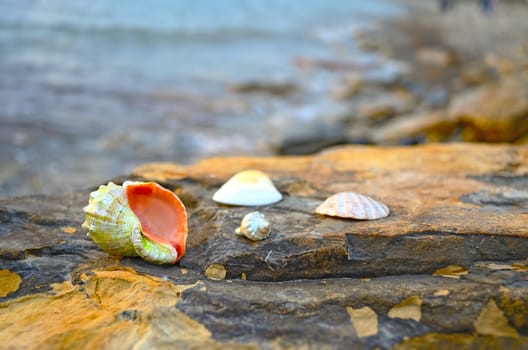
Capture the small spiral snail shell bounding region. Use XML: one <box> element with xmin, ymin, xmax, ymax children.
<box><xmin>82</xmin><ymin>181</ymin><xmax>188</xmax><ymax>264</ymax></box>
<box><xmin>235</xmin><ymin>211</ymin><xmax>271</xmax><ymax>241</ymax></box>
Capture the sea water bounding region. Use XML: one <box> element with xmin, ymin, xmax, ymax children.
<box><xmin>1</xmin><ymin>0</ymin><xmax>399</xmax><ymax>88</ymax></box>
<box><xmin>0</xmin><ymin>0</ymin><xmax>402</xmax><ymax>196</ymax></box>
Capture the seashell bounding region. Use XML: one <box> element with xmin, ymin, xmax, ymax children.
<box><xmin>235</xmin><ymin>211</ymin><xmax>271</xmax><ymax>241</ymax></box>
<box><xmin>315</xmin><ymin>191</ymin><xmax>389</xmax><ymax>220</ymax></box>
<box><xmin>213</xmin><ymin>170</ymin><xmax>282</xmax><ymax>206</ymax></box>
<box><xmin>82</xmin><ymin>181</ymin><xmax>188</xmax><ymax>264</ymax></box>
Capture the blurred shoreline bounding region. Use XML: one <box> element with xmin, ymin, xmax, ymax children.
<box><xmin>1</xmin><ymin>0</ymin><xmax>527</xmax><ymax>197</ymax></box>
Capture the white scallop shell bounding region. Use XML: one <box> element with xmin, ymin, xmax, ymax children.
<box><xmin>315</xmin><ymin>192</ymin><xmax>390</xmax><ymax>220</ymax></box>
<box><xmin>213</xmin><ymin>170</ymin><xmax>282</xmax><ymax>206</ymax></box>
<box><xmin>235</xmin><ymin>211</ymin><xmax>271</xmax><ymax>241</ymax></box>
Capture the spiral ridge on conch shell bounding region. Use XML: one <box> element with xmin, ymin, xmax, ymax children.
<box><xmin>315</xmin><ymin>191</ymin><xmax>390</xmax><ymax>220</ymax></box>
<box><xmin>235</xmin><ymin>211</ymin><xmax>271</xmax><ymax>241</ymax></box>
<box><xmin>82</xmin><ymin>181</ymin><xmax>188</xmax><ymax>264</ymax></box>
<box><xmin>83</xmin><ymin>182</ymin><xmax>139</xmax><ymax>256</ymax></box>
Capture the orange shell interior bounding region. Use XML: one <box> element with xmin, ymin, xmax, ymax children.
<box><xmin>125</xmin><ymin>182</ymin><xmax>188</xmax><ymax>260</ymax></box>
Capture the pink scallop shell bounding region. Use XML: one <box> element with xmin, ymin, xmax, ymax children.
<box><xmin>315</xmin><ymin>192</ymin><xmax>390</xmax><ymax>220</ymax></box>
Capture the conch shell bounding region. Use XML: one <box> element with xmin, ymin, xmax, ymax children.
<box><xmin>315</xmin><ymin>191</ymin><xmax>389</xmax><ymax>220</ymax></box>
<box><xmin>82</xmin><ymin>181</ymin><xmax>188</xmax><ymax>264</ymax></box>
<box><xmin>213</xmin><ymin>170</ymin><xmax>282</xmax><ymax>206</ymax></box>
<box><xmin>235</xmin><ymin>211</ymin><xmax>271</xmax><ymax>241</ymax></box>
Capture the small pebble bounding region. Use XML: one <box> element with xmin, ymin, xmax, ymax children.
<box><xmin>205</xmin><ymin>264</ymin><xmax>227</xmax><ymax>280</ymax></box>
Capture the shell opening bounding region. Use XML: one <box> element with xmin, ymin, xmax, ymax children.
<box><xmin>124</xmin><ymin>181</ymin><xmax>188</xmax><ymax>259</ymax></box>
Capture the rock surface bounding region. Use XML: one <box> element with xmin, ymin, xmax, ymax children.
<box><xmin>369</xmin><ymin>111</ymin><xmax>454</xmax><ymax>145</ymax></box>
<box><xmin>448</xmin><ymin>76</ymin><xmax>528</xmax><ymax>142</ymax></box>
<box><xmin>1</xmin><ymin>144</ymin><xmax>528</xmax><ymax>349</ymax></box>
<box><xmin>364</xmin><ymin>75</ymin><xmax>528</xmax><ymax>145</ymax></box>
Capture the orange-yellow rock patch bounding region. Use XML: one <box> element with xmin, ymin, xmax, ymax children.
<box><xmin>433</xmin><ymin>265</ymin><xmax>469</xmax><ymax>279</ymax></box>
<box><xmin>0</xmin><ymin>268</ymin><xmax>256</xmax><ymax>349</ymax></box>
<box><xmin>347</xmin><ymin>306</ymin><xmax>379</xmax><ymax>338</ymax></box>
<box><xmin>474</xmin><ymin>299</ymin><xmax>519</xmax><ymax>338</ymax></box>
<box><xmin>394</xmin><ymin>333</ymin><xmax>528</xmax><ymax>349</ymax></box>
<box><xmin>0</xmin><ymin>269</ymin><xmax>22</xmax><ymax>297</ymax></box>
<box><xmin>61</xmin><ymin>226</ymin><xmax>77</xmax><ymax>234</ymax></box>
<box><xmin>388</xmin><ymin>296</ymin><xmax>423</xmax><ymax>322</ymax></box>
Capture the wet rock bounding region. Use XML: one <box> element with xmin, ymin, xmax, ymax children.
<box><xmin>449</xmin><ymin>76</ymin><xmax>528</xmax><ymax>142</ymax></box>
<box><xmin>227</xmin><ymin>80</ymin><xmax>298</xmax><ymax>96</ymax></box>
<box><xmin>369</xmin><ymin>110</ymin><xmax>455</xmax><ymax>145</ymax></box>
<box><xmin>293</xmin><ymin>57</ymin><xmax>359</xmax><ymax>72</ymax></box>
<box><xmin>485</xmin><ymin>55</ymin><xmax>518</xmax><ymax>77</ymax></box>
<box><xmin>270</xmin><ymin>121</ymin><xmax>346</xmax><ymax>155</ymax></box>
<box><xmin>1</xmin><ymin>144</ymin><xmax>528</xmax><ymax>349</ymax></box>
<box><xmin>330</xmin><ymin>73</ymin><xmax>363</xmax><ymax>100</ymax></box>
<box><xmin>356</xmin><ymin>91</ymin><xmax>417</xmax><ymax>122</ymax></box>
<box><xmin>423</xmin><ymin>86</ymin><xmax>449</xmax><ymax>108</ymax></box>
<box><xmin>416</xmin><ymin>47</ymin><xmax>457</xmax><ymax>67</ymax></box>
<box><xmin>344</xmin><ymin>123</ymin><xmax>373</xmax><ymax>145</ymax></box>
<box><xmin>355</xmin><ymin>31</ymin><xmax>390</xmax><ymax>53</ymax></box>
<box><xmin>460</xmin><ymin>64</ymin><xmax>497</xmax><ymax>86</ymax></box>
<box><xmin>266</xmin><ymin>102</ymin><xmax>350</xmax><ymax>155</ymax></box>
<box><xmin>361</xmin><ymin>61</ymin><xmax>410</xmax><ymax>87</ymax></box>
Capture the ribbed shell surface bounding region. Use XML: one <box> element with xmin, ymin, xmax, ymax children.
<box><xmin>315</xmin><ymin>192</ymin><xmax>390</xmax><ymax>220</ymax></box>
<box><xmin>82</xmin><ymin>182</ymin><xmax>140</xmax><ymax>256</ymax></box>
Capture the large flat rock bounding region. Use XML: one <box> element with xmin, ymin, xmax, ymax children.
<box><xmin>134</xmin><ymin>143</ymin><xmax>528</xmax><ymax>280</ymax></box>
<box><xmin>1</xmin><ymin>144</ymin><xmax>527</xmax><ymax>349</ymax></box>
